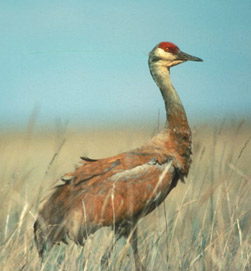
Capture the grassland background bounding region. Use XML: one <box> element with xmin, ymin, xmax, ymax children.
<box><xmin>0</xmin><ymin>120</ymin><xmax>250</xmax><ymax>271</ymax></box>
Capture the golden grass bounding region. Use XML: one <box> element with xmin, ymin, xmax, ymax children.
<box><xmin>0</xmin><ymin>121</ymin><xmax>250</xmax><ymax>270</ymax></box>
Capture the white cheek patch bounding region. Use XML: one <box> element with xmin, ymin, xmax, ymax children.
<box><xmin>155</xmin><ymin>48</ymin><xmax>176</xmax><ymax>61</ymax></box>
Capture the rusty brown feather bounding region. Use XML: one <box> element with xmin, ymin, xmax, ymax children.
<box><xmin>34</xmin><ymin>41</ymin><xmax>202</xmax><ymax>271</ymax></box>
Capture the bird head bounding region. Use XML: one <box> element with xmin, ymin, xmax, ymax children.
<box><xmin>149</xmin><ymin>42</ymin><xmax>203</xmax><ymax>68</ymax></box>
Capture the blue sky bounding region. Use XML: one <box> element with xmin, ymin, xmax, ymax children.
<box><xmin>1</xmin><ymin>0</ymin><xmax>251</xmax><ymax>129</ymax></box>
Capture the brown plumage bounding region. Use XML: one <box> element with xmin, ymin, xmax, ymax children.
<box><xmin>34</xmin><ymin>41</ymin><xmax>202</xmax><ymax>271</ymax></box>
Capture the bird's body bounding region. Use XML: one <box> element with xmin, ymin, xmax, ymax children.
<box><xmin>34</xmin><ymin>42</ymin><xmax>202</xmax><ymax>270</ymax></box>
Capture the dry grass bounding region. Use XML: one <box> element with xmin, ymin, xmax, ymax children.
<box><xmin>0</xmin><ymin>121</ymin><xmax>250</xmax><ymax>271</ymax></box>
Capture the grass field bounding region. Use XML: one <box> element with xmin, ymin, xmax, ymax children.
<box><xmin>0</xmin><ymin>121</ymin><xmax>250</xmax><ymax>271</ymax></box>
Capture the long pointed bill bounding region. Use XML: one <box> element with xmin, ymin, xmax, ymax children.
<box><xmin>177</xmin><ymin>50</ymin><xmax>203</xmax><ymax>62</ymax></box>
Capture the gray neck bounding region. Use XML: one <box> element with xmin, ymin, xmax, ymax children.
<box><xmin>148</xmin><ymin>58</ymin><xmax>189</xmax><ymax>130</ymax></box>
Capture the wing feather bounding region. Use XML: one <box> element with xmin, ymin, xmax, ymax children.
<box><xmin>63</xmin><ymin>147</ymin><xmax>175</xmax><ymax>187</ymax></box>
<box><xmin>69</xmin><ymin>160</ymin><xmax>176</xmax><ymax>225</ymax></box>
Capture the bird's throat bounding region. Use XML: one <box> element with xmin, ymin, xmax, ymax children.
<box><xmin>149</xmin><ymin>63</ymin><xmax>189</xmax><ymax>130</ymax></box>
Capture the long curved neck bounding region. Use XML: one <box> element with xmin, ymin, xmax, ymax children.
<box><xmin>149</xmin><ymin>61</ymin><xmax>189</xmax><ymax>130</ymax></box>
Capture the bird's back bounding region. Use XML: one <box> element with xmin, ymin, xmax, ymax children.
<box><xmin>34</xmin><ymin>128</ymin><xmax>190</xmax><ymax>255</ymax></box>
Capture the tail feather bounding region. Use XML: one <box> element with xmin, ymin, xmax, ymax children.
<box><xmin>34</xmin><ymin>193</ymin><xmax>69</xmax><ymax>257</ymax></box>
<box><xmin>34</xmin><ymin>214</ymin><xmax>68</xmax><ymax>257</ymax></box>
<box><xmin>34</xmin><ymin>217</ymin><xmax>49</xmax><ymax>258</ymax></box>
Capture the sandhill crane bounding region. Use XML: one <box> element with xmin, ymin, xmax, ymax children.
<box><xmin>34</xmin><ymin>41</ymin><xmax>202</xmax><ymax>271</ymax></box>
